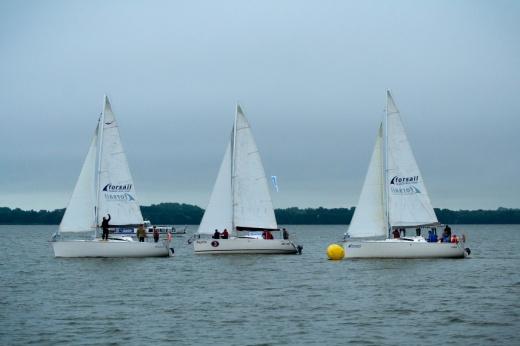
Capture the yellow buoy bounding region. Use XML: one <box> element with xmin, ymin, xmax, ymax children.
<box><xmin>327</xmin><ymin>243</ymin><xmax>345</xmax><ymax>260</ymax></box>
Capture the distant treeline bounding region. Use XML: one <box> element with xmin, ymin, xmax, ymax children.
<box><xmin>0</xmin><ymin>203</ymin><xmax>204</xmax><ymax>226</ymax></box>
<box><xmin>1</xmin><ymin>204</ymin><xmax>519</xmax><ymax>225</ymax></box>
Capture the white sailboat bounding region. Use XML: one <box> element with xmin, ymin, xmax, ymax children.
<box><xmin>51</xmin><ymin>96</ymin><xmax>172</xmax><ymax>257</ymax></box>
<box><xmin>193</xmin><ymin>105</ymin><xmax>301</xmax><ymax>254</ymax></box>
<box><xmin>343</xmin><ymin>90</ymin><xmax>470</xmax><ymax>259</ymax></box>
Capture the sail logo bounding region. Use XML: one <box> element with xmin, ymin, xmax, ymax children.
<box><xmin>102</xmin><ymin>184</ymin><xmax>135</xmax><ymax>201</ymax></box>
<box><xmin>103</xmin><ymin>192</ymin><xmax>136</xmax><ymax>201</ymax></box>
<box><xmin>390</xmin><ymin>185</ymin><xmax>421</xmax><ymax>194</ymax></box>
<box><xmin>103</xmin><ymin>184</ymin><xmax>133</xmax><ymax>192</ymax></box>
<box><xmin>390</xmin><ymin>176</ymin><xmax>421</xmax><ymax>194</ymax></box>
<box><xmin>390</xmin><ymin>176</ymin><xmax>419</xmax><ymax>185</ymax></box>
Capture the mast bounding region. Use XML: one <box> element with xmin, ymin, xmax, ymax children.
<box><xmin>94</xmin><ymin>95</ymin><xmax>107</xmax><ymax>232</ymax></box>
<box><xmin>231</xmin><ymin>104</ymin><xmax>238</xmax><ymax>233</ymax></box>
<box><xmin>384</xmin><ymin>90</ymin><xmax>391</xmax><ymax>238</ymax></box>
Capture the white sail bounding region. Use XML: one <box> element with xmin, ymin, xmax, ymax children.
<box><xmin>197</xmin><ymin>139</ymin><xmax>233</xmax><ymax>234</ymax></box>
<box><xmin>386</xmin><ymin>90</ymin><xmax>438</xmax><ymax>227</ymax></box>
<box><xmin>97</xmin><ymin>96</ymin><xmax>144</xmax><ymax>226</ymax></box>
<box><xmin>59</xmin><ymin>126</ymin><xmax>98</xmax><ymax>233</ymax></box>
<box><xmin>232</xmin><ymin>105</ymin><xmax>277</xmax><ymax>230</ymax></box>
<box><xmin>348</xmin><ymin>124</ymin><xmax>386</xmax><ymax>238</ymax></box>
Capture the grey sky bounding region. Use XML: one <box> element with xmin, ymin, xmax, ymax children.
<box><xmin>0</xmin><ymin>0</ymin><xmax>519</xmax><ymax>211</ymax></box>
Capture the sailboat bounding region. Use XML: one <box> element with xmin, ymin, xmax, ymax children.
<box><xmin>51</xmin><ymin>96</ymin><xmax>172</xmax><ymax>257</ymax></box>
<box><xmin>343</xmin><ymin>90</ymin><xmax>470</xmax><ymax>259</ymax></box>
<box><xmin>193</xmin><ymin>105</ymin><xmax>301</xmax><ymax>254</ymax></box>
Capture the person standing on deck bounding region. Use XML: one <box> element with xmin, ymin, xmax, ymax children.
<box><xmin>153</xmin><ymin>226</ymin><xmax>160</xmax><ymax>243</ymax></box>
<box><xmin>444</xmin><ymin>225</ymin><xmax>452</xmax><ymax>238</ymax></box>
<box><xmin>101</xmin><ymin>214</ymin><xmax>111</xmax><ymax>240</ymax></box>
<box><xmin>137</xmin><ymin>224</ymin><xmax>146</xmax><ymax>242</ymax></box>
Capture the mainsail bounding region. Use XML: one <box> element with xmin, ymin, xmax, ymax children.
<box><xmin>232</xmin><ymin>105</ymin><xmax>277</xmax><ymax>230</ymax></box>
<box><xmin>59</xmin><ymin>96</ymin><xmax>143</xmax><ymax>233</ymax></box>
<box><xmin>385</xmin><ymin>90</ymin><xmax>438</xmax><ymax>227</ymax></box>
<box><xmin>96</xmin><ymin>96</ymin><xmax>143</xmax><ymax>226</ymax></box>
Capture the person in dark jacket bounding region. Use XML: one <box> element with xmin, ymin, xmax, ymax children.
<box><xmin>212</xmin><ymin>229</ymin><xmax>220</xmax><ymax>239</ymax></box>
<box><xmin>101</xmin><ymin>214</ymin><xmax>111</xmax><ymax>240</ymax></box>
<box><xmin>153</xmin><ymin>226</ymin><xmax>160</xmax><ymax>243</ymax></box>
<box><xmin>444</xmin><ymin>225</ymin><xmax>452</xmax><ymax>238</ymax></box>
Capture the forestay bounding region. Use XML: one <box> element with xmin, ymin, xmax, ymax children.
<box><xmin>385</xmin><ymin>91</ymin><xmax>438</xmax><ymax>227</ymax></box>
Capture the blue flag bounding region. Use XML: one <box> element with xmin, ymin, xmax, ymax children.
<box><xmin>271</xmin><ymin>176</ymin><xmax>279</xmax><ymax>192</ymax></box>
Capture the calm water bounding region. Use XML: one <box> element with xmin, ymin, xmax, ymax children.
<box><xmin>0</xmin><ymin>225</ymin><xmax>519</xmax><ymax>346</ymax></box>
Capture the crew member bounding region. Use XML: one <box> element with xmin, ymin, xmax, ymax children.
<box><xmin>221</xmin><ymin>229</ymin><xmax>229</xmax><ymax>239</ymax></box>
<box><xmin>153</xmin><ymin>226</ymin><xmax>160</xmax><ymax>243</ymax></box>
<box><xmin>101</xmin><ymin>214</ymin><xmax>111</xmax><ymax>240</ymax></box>
<box><xmin>282</xmin><ymin>228</ymin><xmax>289</xmax><ymax>240</ymax></box>
<box><xmin>137</xmin><ymin>224</ymin><xmax>146</xmax><ymax>242</ymax></box>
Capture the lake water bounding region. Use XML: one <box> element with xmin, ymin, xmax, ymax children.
<box><xmin>1</xmin><ymin>224</ymin><xmax>519</xmax><ymax>345</ymax></box>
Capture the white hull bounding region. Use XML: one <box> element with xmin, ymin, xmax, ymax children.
<box><xmin>344</xmin><ymin>238</ymin><xmax>468</xmax><ymax>259</ymax></box>
<box><xmin>52</xmin><ymin>239</ymin><xmax>172</xmax><ymax>258</ymax></box>
<box><xmin>194</xmin><ymin>238</ymin><xmax>299</xmax><ymax>254</ymax></box>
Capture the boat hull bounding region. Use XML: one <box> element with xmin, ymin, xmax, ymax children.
<box><xmin>194</xmin><ymin>238</ymin><xmax>299</xmax><ymax>254</ymax></box>
<box><xmin>52</xmin><ymin>240</ymin><xmax>172</xmax><ymax>258</ymax></box>
<box><xmin>344</xmin><ymin>239</ymin><xmax>467</xmax><ymax>259</ymax></box>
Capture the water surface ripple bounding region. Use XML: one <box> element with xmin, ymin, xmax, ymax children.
<box><xmin>1</xmin><ymin>225</ymin><xmax>519</xmax><ymax>345</ymax></box>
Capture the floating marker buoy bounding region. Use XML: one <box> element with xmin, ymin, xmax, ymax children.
<box><xmin>327</xmin><ymin>243</ymin><xmax>345</xmax><ymax>260</ymax></box>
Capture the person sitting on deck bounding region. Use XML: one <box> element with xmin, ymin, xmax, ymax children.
<box><xmin>221</xmin><ymin>229</ymin><xmax>229</xmax><ymax>239</ymax></box>
<box><xmin>450</xmin><ymin>234</ymin><xmax>458</xmax><ymax>243</ymax></box>
<box><xmin>212</xmin><ymin>229</ymin><xmax>220</xmax><ymax>239</ymax></box>
<box><xmin>262</xmin><ymin>230</ymin><xmax>273</xmax><ymax>239</ymax></box>
<box><xmin>441</xmin><ymin>229</ymin><xmax>450</xmax><ymax>243</ymax></box>
<box><xmin>392</xmin><ymin>229</ymin><xmax>400</xmax><ymax>239</ymax></box>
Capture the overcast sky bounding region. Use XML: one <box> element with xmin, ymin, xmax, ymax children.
<box><xmin>0</xmin><ymin>0</ymin><xmax>519</xmax><ymax>211</ymax></box>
